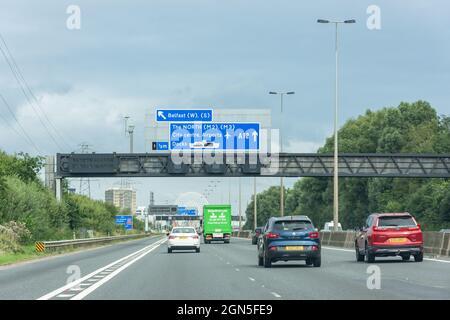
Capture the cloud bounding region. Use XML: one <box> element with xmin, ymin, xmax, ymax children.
<box><xmin>10</xmin><ymin>87</ymin><xmax>157</xmax><ymax>154</ymax></box>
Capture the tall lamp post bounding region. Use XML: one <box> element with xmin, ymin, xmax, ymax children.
<box><xmin>269</xmin><ymin>91</ymin><xmax>295</xmax><ymax>217</ymax></box>
<box><xmin>127</xmin><ymin>124</ymin><xmax>135</xmax><ymax>153</ymax></box>
<box><xmin>317</xmin><ymin>18</ymin><xmax>355</xmax><ymax>231</ymax></box>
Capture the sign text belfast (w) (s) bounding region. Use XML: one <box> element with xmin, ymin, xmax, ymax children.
<box><xmin>155</xmin><ymin>109</ymin><xmax>213</xmax><ymax>122</ymax></box>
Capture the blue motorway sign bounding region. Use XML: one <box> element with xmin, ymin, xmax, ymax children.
<box><xmin>177</xmin><ymin>207</ymin><xmax>198</xmax><ymax>216</ymax></box>
<box><xmin>152</xmin><ymin>141</ymin><xmax>169</xmax><ymax>151</ymax></box>
<box><xmin>155</xmin><ymin>109</ymin><xmax>213</xmax><ymax>122</ymax></box>
<box><xmin>169</xmin><ymin>122</ymin><xmax>260</xmax><ymax>150</ymax></box>
<box><xmin>115</xmin><ymin>215</ymin><xmax>133</xmax><ymax>230</ymax></box>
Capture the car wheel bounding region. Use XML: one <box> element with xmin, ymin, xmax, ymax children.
<box><xmin>365</xmin><ymin>249</ymin><xmax>375</xmax><ymax>263</ymax></box>
<box><xmin>401</xmin><ymin>254</ymin><xmax>410</xmax><ymax>261</ymax></box>
<box><xmin>252</xmin><ymin>238</ymin><xmax>257</xmax><ymax>245</ymax></box>
<box><xmin>263</xmin><ymin>249</ymin><xmax>272</xmax><ymax>268</ymax></box>
<box><xmin>196</xmin><ymin>248</ymin><xmax>200</xmax><ymax>253</ymax></box>
<box><xmin>414</xmin><ymin>252</ymin><xmax>423</xmax><ymax>262</ymax></box>
<box><xmin>258</xmin><ymin>254</ymin><xmax>263</xmax><ymax>266</ymax></box>
<box><xmin>167</xmin><ymin>248</ymin><xmax>172</xmax><ymax>253</ymax></box>
<box><xmin>355</xmin><ymin>244</ymin><xmax>365</xmax><ymax>262</ymax></box>
<box><xmin>305</xmin><ymin>258</ymin><xmax>313</xmax><ymax>266</ymax></box>
<box><xmin>313</xmin><ymin>256</ymin><xmax>321</xmax><ymax>267</ymax></box>
<box><xmin>224</xmin><ymin>240</ymin><xmax>230</xmax><ymax>244</ymax></box>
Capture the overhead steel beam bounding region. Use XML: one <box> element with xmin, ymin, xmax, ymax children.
<box><xmin>56</xmin><ymin>153</ymin><xmax>450</xmax><ymax>178</ymax></box>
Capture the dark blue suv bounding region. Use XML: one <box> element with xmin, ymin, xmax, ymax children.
<box><xmin>257</xmin><ymin>216</ymin><xmax>321</xmax><ymax>268</ymax></box>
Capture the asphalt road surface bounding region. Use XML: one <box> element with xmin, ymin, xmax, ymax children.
<box><xmin>0</xmin><ymin>235</ymin><xmax>449</xmax><ymax>300</ymax></box>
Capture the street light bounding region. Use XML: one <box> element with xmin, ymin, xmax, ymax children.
<box><xmin>317</xmin><ymin>18</ymin><xmax>355</xmax><ymax>231</ymax></box>
<box><xmin>269</xmin><ymin>91</ymin><xmax>295</xmax><ymax>217</ymax></box>
<box><xmin>127</xmin><ymin>124</ymin><xmax>135</xmax><ymax>153</ymax></box>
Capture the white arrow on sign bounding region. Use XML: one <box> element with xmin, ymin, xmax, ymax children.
<box><xmin>157</xmin><ymin>111</ymin><xmax>167</xmax><ymax>120</ymax></box>
<box><xmin>252</xmin><ymin>131</ymin><xmax>258</xmax><ymax>142</ymax></box>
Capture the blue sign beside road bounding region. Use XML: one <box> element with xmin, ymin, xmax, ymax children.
<box><xmin>169</xmin><ymin>122</ymin><xmax>260</xmax><ymax>150</ymax></box>
<box><xmin>177</xmin><ymin>207</ymin><xmax>198</xmax><ymax>216</ymax></box>
<box><xmin>115</xmin><ymin>215</ymin><xmax>133</xmax><ymax>230</ymax></box>
<box><xmin>152</xmin><ymin>141</ymin><xmax>169</xmax><ymax>151</ymax></box>
<box><xmin>155</xmin><ymin>109</ymin><xmax>213</xmax><ymax>122</ymax></box>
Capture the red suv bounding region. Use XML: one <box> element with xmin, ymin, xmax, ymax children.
<box><xmin>355</xmin><ymin>213</ymin><xmax>423</xmax><ymax>263</ymax></box>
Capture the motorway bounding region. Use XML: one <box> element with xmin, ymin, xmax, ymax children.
<box><xmin>0</xmin><ymin>235</ymin><xmax>449</xmax><ymax>300</ymax></box>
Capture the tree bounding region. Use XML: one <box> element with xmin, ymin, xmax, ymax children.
<box><xmin>244</xmin><ymin>101</ymin><xmax>450</xmax><ymax>231</ymax></box>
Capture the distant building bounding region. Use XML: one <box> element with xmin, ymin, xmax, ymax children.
<box><xmin>135</xmin><ymin>206</ymin><xmax>147</xmax><ymax>216</ymax></box>
<box><xmin>105</xmin><ymin>187</ymin><xmax>137</xmax><ymax>214</ymax></box>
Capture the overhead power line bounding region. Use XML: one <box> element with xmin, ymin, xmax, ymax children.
<box><xmin>0</xmin><ymin>93</ymin><xmax>41</xmax><ymax>153</ymax></box>
<box><xmin>0</xmin><ymin>33</ymin><xmax>70</xmax><ymax>151</ymax></box>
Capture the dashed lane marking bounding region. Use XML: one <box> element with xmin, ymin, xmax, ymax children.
<box><xmin>271</xmin><ymin>292</ymin><xmax>281</xmax><ymax>298</ymax></box>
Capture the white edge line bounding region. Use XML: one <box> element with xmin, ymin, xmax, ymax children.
<box><xmin>37</xmin><ymin>238</ymin><xmax>165</xmax><ymax>300</ymax></box>
<box><xmin>322</xmin><ymin>246</ymin><xmax>450</xmax><ymax>263</ymax></box>
<box><xmin>70</xmin><ymin>239</ymin><xmax>166</xmax><ymax>300</ymax></box>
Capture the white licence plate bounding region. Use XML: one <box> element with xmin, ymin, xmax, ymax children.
<box><xmin>213</xmin><ymin>233</ymin><xmax>223</xmax><ymax>238</ymax></box>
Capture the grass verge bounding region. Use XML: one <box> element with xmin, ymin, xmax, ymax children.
<box><xmin>0</xmin><ymin>234</ymin><xmax>156</xmax><ymax>266</ymax></box>
<box><xmin>0</xmin><ymin>245</ymin><xmax>47</xmax><ymax>265</ymax></box>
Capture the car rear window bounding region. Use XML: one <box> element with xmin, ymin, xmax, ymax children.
<box><xmin>377</xmin><ymin>216</ymin><xmax>416</xmax><ymax>227</ymax></box>
<box><xmin>172</xmin><ymin>228</ymin><xmax>196</xmax><ymax>234</ymax></box>
<box><xmin>273</xmin><ymin>220</ymin><xmax>314</xmax><ymax>231</ymax></box>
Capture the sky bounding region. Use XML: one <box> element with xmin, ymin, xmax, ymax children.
<box><xmin>0</xmin><ymin>1</ymin><xmax>449</xmax><ymax>213</ymax></box>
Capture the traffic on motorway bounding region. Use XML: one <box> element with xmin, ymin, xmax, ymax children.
<box><xmin>2</xmin><ymin>1</ymin><xmax>450</xmax><ymax>309</ymax></box>
<box><xmin>166</xmin><ymin>207</ymin><xmax>425</xmax><ymax>268</ymax></box>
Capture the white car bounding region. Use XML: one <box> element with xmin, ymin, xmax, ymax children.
<box><xmin>189</xmin><ymin>140</ymin><xmax>219</xmax><ymax>149</ymax></box>
<box><xmin>167</xmin><ymin>227</ymin><xmax>200</xmax><ymax>253</ymax></box>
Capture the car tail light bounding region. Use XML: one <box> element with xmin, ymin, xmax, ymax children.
<box><xmin>191</xmin><ymin>235</ymin><xmax>199</xmax><ymax>239</ymax></box>
<box><xmin>266</xmin><ymin>232</ymin><xmax>279</xmax><ymax>239</ymax></box>
<box><xmin>169</xmin><ymin>235</ymin><xmax>176</xmax><ymax>239</ymax></box>
<box><xmin>269</xmin><ymin>246</ymin><xmax>277</xmax><ymax>251</ymax></box>
<box><xmin>311</xmin><ymin>245</ymin><xmax>319</xmax><ymax>251</ymax></box>
<box><xmin>308</xmin><ymin>232</ymin><xmax>319</xmax><ymax>239</ymax></box>
<box><xmin>408</xmin><ymin>225</ymin><xmax>420</xmax><ymax>231</ymax></box>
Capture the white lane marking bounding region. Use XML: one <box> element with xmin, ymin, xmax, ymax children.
<box><xmin>226</xmin><ymin>262</ymin><xmax>230</xmax><ymax>265</ymax></box>
<box><xmin>37</xmin><ymin>238</ymin><xmax>166</xmax><ymax>300</ymax></box>
<box><xmin>70</xmin><ymin>239</ymin><xmax>165</xmax><ymax>300</ymax></box>
<box><xmin>424</xmin><ymin>258</ymin><xmax>450</xmax><ymax>264</ymax></box>
<box><xmin>69</xmin><ymin>287</ymin><xmax>84</xmax><ymax>291</ymax></box>
<box><xmin>322</xmin><ymin>246</ymin><xmax>353</xmax><ymax>252</ymax></box>
<box><xmin>57</xmin><ymin>294</ymin><xmax>75</xmax><ymax>298</ymax></box>
<box><xmin>235</xmin><ymin>268</ymin><xmax>240</xmax><ymax>272</ymax></box>
<box><xmin>322</xmin><ymin>246</ymin><xmax>450</xmax><ymax>263</ymax></box>
<box><xmin>249</xmin><ymin>277</ymin><xmax>255</xmax><ymax>282</ymax></box>
<box><xmin>271</xmin><ymin>292</ymin><xmax>281</xmax><ymax>298</ymax></box>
